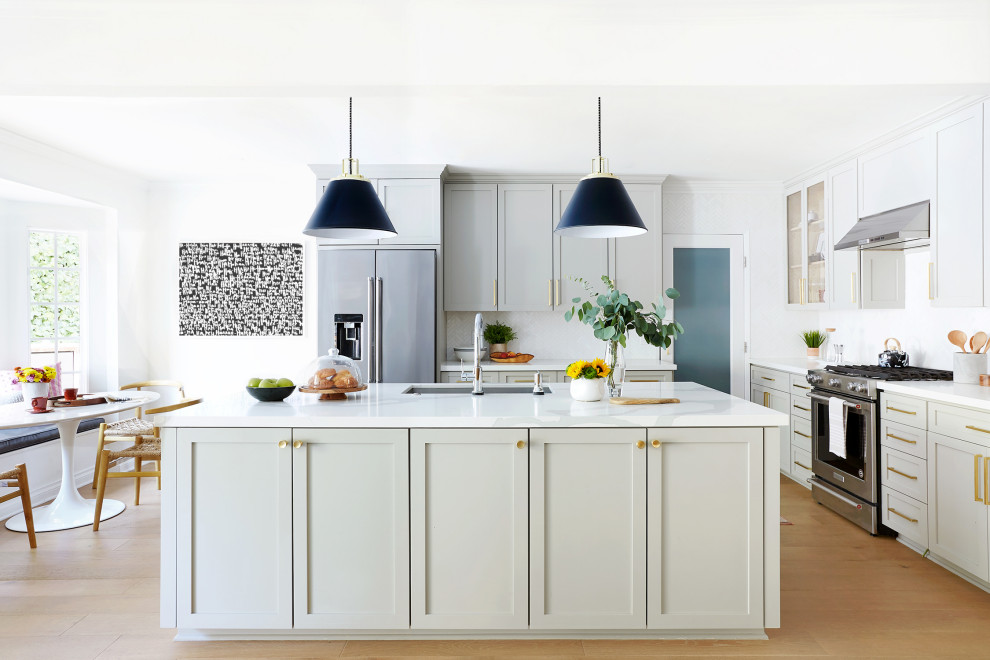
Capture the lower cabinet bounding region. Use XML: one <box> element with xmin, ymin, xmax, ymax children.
<box><xmin>646</xmin><ymin>428</ymin><xmax>764</xmax><ymax>629</ymax></box>
<box><xmin>529</xmin><ymin>428</ymin><xmax>646</xmax><ymax>629</ymax></box>
<box><xmin>410</xmin><ymin>428</ymin><xmax>529</xmax><ymax>629</ymax></box>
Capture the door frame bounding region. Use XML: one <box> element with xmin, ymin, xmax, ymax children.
<box><xmin>662</xmin><ymin>234</ymin><xmax>746</xmax><ymax>397</ymax></box>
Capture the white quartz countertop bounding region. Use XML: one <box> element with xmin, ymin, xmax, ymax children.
<box><xmin>159</xmin><ymin>382</ymin><xmax>786</xmax><ymax>429</ymax></box>
<box><xmin>749</xmin><ymin>357</ymin><xmax>828</xmax><ymax>376</ymax></box>
<box><xmin>879</xmin><ymin>381</ymin><xmax>990</xmax><ymax>412</ymax></box>
<box><xmin>440</xmin><ymin>359</ymin><xmax>677</xmax><ymax>372</ymax></box>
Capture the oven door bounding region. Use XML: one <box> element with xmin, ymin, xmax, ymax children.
<box><xmin>809</xmin><ymin>391</ymin><xmax>877</xmax><ymax>503</ymax></box>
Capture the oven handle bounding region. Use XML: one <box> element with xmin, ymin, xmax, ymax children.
<box><xmin>809</xmin><ymin>392</ymin><xmax>864</xmax><ymax>409</ymax></box>
<box><xmin>812</xmin><ymin>478</ymin><xmax>864</xmax><ymax>509</ymax></box>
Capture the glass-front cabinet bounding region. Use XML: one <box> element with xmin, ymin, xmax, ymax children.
<box><xmin>785</xmin><ymin>175</ymin><xmax>828</xmax><ymax>308</ymax></box>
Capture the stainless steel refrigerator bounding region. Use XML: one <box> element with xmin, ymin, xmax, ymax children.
<box><xmin>317</xmin><ymin>248</ymin><xmax>436</xmax><ymax>383</ymax></box>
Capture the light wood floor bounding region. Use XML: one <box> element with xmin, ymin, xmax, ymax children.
<box><xmin>1</xmin><ymin>476</ymin><xmax>989</xmax><ymax>659</ymax></box>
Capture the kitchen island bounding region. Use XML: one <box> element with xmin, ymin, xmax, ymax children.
<box><xmin>157</xmin><ymin>382</ymin><xmax>787</xmax><ymax>641</ymax></box>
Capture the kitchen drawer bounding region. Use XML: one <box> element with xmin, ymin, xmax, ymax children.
<box><xmin>791</xmin><ymin>446</ymin><xmax>814</xmax><ymax>484</ymax></box>
<box><xmin>881</xmin><ymin>392</ymin><xmax>927</xmax><ymax>430</ymax></box>
<box><xmin>500</xmin><ymin>370</ymin><xmax>559</xmax><ymax>384</ymax></box>
<box><xmin>791</xmin><ymin>416</ymin><xmax>812</xmax><ymax>453</ymax></box>
<box><xmin>625</xmin><ymin>370</ymin><xmax>673</xmax><ymax>383</ymax></box>
<box><xmin>790</xmin><ymin>393</ymin><xmax>811</xmax><ymax>421</ymax></box>
<box><xmin>880</xmin><ymin>445</ymin><xmax>927</xmax><ymax>503</ymax></box>
<box><xmin>881</xmin><ymin>486</ymin><xmax>928</xmax><ymax>547</ymax></box>
<box><xmin>751</xmin><ymin>366</ymin><xmax>788</xmax><ymax>394</ymax></box>
<box><xmin>789</xmin><ymin>374</ymin><xmax>813</xmax><ymax>397</ymax></box>
<box><xmin>880</xmin><ymin>419</ymin><xmax>927</xmax><ymax>460</ymax></box>
<box><xmin>929</xmin><ymin>402</ymin><xmax>990</xmax><ymax>449</ymax></box>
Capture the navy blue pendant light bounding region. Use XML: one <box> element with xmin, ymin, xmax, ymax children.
<box><xmin>304</xmin><ymin>98</ymin><xmax>397</xmax><ymax>240</ymax></box>
<box><xmin>554</xmin><ymin>97</ymin><xmax>647</xmax><ymax>238</ymax></box>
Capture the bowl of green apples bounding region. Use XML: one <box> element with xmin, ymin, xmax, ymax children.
<box><xmin>245</xmin><ymin>377</ymin><xmax>295</xmax><ymax>402</ymax></box>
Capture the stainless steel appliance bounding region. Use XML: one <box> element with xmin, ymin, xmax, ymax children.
<box><xmin>834</xmin><ymin>200</ymin><xmax>930</xmax><ymax>251</ymax></box>
<box><xmin>805</xmin><ymin>364</ymin><xmax>952</xmax><ymax>534</ymax></box>
<box><xmin>318</xmin><ymin>249</ymin><xmax>436</xmax><ymax>383</ymax></box>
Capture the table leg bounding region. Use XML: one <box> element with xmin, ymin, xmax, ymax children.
<box><xmin>5</xmin><ymin>419</ymin><xmax>126</xmax><ymax>532</ymax></box>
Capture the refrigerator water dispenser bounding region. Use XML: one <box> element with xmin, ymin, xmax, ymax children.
<box><xmin>333</xmin><ymin>313</ymin><xmax>363</xmax><ymax>360</ymax></box>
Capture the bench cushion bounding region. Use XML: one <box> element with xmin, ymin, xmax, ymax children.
<box><xmin>0</xmin><ymin>418</ymin><xmax>105</xmax><ymax>455</ymax></box>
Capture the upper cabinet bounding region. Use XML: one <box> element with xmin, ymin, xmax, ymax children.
<box><xmin>858</xmin><ymin>130</ymin><xmax>932</xmax><ymax>219</ymax></box>
<box><xmin>498</xmin><ymin>184</ymin><xmax>554</xmax><ymax>311</ymax></box>
<box><xmin>613</xmin><ymin>184</ymin><xmax>663</xmax><ymax>309</ymax></box>
<box><xmin>827</xmin><ymin>160</ymin><xmax>859</xmax><ymax>309</ymax></box>
<box><xmin>785</xmin><ymin>175</ymin><xmax>827</xmax><ymax>308</ymax></box>
<box><xmin>553</xmin><ymin>184</ymin><xmax>610</xmax><ymax>309</ymax></box>
<box><xmin>443</xmin><ymin>184</ymin><xmax>498</xmax><ymax>312</ymax></box>
<box><xmin>930</xmin><ymin>104</ymin><xmax>984</xmax><ymax>308</ymax></box>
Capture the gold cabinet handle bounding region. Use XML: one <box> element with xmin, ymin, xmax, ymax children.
<box><xmin>886</xmin><ymin>432</ymin><xmax>917</xmax><ymax>445</ymax></box>
<box><xmin>493</xmin><ymin>279</ymin><xmax>498</xmax><ymax>307</ymax></box>
<box><xmin>278</xmin><ymin>440</ymin><xmax>288</xmax><ymax>449</ymax></box>
<box><xmin>293</xmin><ymin>440</ymin><xmax>303</xmax><ymax>449</ymax></box>
<box><xmin>985</xmin><ymin>457</ymin><xmax>989</xmax><ymax>506</ymax></box>
<box><xmin>888</xmin><ymin>507</ymin><xmax>918</xmax><ymax>524</ymax></box>
<box><xmin>516</xmin><ymin>440</ymin><xmax>525</xmax><ymax>449</ymax></box>
<box><xmin>794</xmin><ymin>404</ymin><xmax>810</xmax><ymax>412</ymax></box>
<box><xmin>629</xmin><ymin>379</ymin><xmax>658</xmax><ymax>382</ymax></box>
<box><xmin>976</xmin><ymin>455</ymin><xmax>984</xmax><ymax>503</ymax></box>
<box><xmin>652</xmin><ymin>439</ymin><xmax>661</xmax><ymax>448</ymax></box>
<box><xmin>795</xmin><ymin>430</ymin><xmax>811</xmax><ymax>439</ymax></box>
<box><xmin>764</xmin><ymin>392</ymin><xmax>770</xmax><ymax>407</ymax></box>
<box><xmin>761</xmin><ymin>376</ymin><xmax>775</xmax><ymax>381</ymax></box>
<box><xmin>636</xmin><ymin>440</ymin><xmax>645</xmax><ymax>449</ymax></box>
<box><xmin>887</xmin><ymin>466</ymin><xmax>918</xmax><ymax>480</ymax></box>
<box><xmin>793</xmin><ymin>384</ymin><xmax>810</xmax><ymax>390</ymax></box>
<box><xmin>966</xmin><ymin>425</ymin><xmax>990</xmax><ymax>435</ymax></box>
<box><xmin>886</xmin><ymin>406</ymin><xmax>917</xmax><ymax>415</ymax></box>
<box><xmin>548</xmin><ymin>279</ymin><xmax>553</xmax><ymax>307</ymax></box>
<box><xmin>851</xmin><ymin>272</ymin><xmax>857</xmax><ymax>304</ymax></box>
<box><xmin>794</xmin><ymin>461</ymin><xmax>812</xmax><ymax>471</ymax></box>
<box><xmin>555</xmin><ymin>279</ymin><xmax>560</xmax><ymax>306</ymax></box>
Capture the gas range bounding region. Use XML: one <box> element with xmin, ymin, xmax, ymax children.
<box><xmin>806</xmin><ymin>364</ymin><xmax>953</xmax><ymax>400</ymax></box>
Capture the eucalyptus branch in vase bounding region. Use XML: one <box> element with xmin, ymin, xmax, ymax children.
<box><xmin>564</xmin><ymin>275</ymin><xmax>683</xmax><ymax>395</ymax></box>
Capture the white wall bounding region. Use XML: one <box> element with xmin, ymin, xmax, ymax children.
<box><xmin>144</xmin><ymin>175</ymin><xmax>320</xmax><ymax>396</ymax></box>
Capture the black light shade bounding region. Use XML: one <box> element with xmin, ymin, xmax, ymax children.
<box><xmin>303</xmin><ymin>177</ymin><xmax>397</xmax><ymax>240</ymax></box>
<box><xmin>555</xmin><ymin>175</ymin><xmax>647</xmax><ymax>238</ymax></box>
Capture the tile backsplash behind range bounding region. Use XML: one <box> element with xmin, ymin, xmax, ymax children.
<box><xmin>445</xmin><ymin>311</ymin><xmax>662</xmax><ymax>362</ymax></box>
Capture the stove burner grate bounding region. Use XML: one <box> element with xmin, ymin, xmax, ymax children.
<box><xmin>824</xmin><ymin>364</ymin><xmax>954</xmax><ymax>381</ymax></box>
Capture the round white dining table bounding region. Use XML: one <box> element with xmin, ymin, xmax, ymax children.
<box><xmin>0</xmin><ymin>391</ymin><xmax>159</xmax><ymax>532</ymax></box>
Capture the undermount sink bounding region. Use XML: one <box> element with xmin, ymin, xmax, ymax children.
<box><xmin>403</xmin><ymin>384</ymin><xmax>553</xmax><ymax>395</ymax></box>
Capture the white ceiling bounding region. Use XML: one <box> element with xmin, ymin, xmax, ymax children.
<box><xmin>0</xmin><ymin>0</ymin><xmax>988</xmax><ymax>183</ymax></box>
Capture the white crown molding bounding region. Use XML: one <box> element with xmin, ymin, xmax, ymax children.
<box><xmin>663</xmin><ymin>180</ymin><xmax>783</xmax><ymax>194</ymax></box>
<box><xmin>309</xmin><ymin>163</ymin><xmax>448</xmax><ymax>180</ymax></box>
<box><xmin>783</xmin><ymin>94</ymin><xmax>989</xmax><ymax>187</ymax></box>
<box><xmin>443</xmin><ymin>170</ymin><xmax>668</xmax><ymax>185</ymax></box>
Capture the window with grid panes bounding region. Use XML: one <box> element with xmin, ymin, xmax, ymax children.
<box><xmin>28</xmin><ymin>231</ymin><xmax>84</xmax><ymax>389</ymax></box>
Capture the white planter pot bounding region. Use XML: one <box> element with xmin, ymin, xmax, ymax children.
<box><xmin>570</xmin><ymin>378</ymin><xmax>605</xmax><ymax>402</ymax></box>
<box><xmin>20</xmin><ymin>381</ymin><xmax>50</xmax><ymax>401</ymax></box>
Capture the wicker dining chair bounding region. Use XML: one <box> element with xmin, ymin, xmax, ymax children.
<box><xmin>92</xmin><ymin>380</ymin><xmax>186</xmax><ymax>491</ymax></box>
<box><xmin>92</xmin><ymin>397</ymin><xmax>203</xmax><ymax>531</ymax></box>
<box><xmin>0</xmin><ymin>464</ymin><xmax>37</xmax><ymax>548</ymax></box>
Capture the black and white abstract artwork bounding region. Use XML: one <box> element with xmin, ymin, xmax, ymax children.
<box><xmin>179</xmin><ymin>242</ymin><xmax>304</xmax><ymax>336</ymax></box>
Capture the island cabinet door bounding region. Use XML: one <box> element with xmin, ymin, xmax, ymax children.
<box><xmin>176</xmin><ymin>428</ymin><xmax>293</xmax><ymax>630</ymax></box>
<box><xmin>291</xmin><ymin>428</ymin><xmax>410</xmax><ymax>629</ymax></box>
<box><xmin>410</xmin><ymin>428</ymin><xmax>529</xmax><ymax>629</ymax></box>
<box><xmin>646</xmin><ymin>427</ymin><xmax>764</xmax><ymax>630</ymax></box>
<box><xmin>529</xmin><ymin>428</ymin><xmax>647</xmax><ymax>630</ymax></box>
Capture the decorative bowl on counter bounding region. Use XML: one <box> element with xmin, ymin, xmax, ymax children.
<box><xmin>246</xmin><ymin>386</ymin><xmax>295</xmax><ymax>402</ymax></box>
<box><xmin>490</xmin><ymin>353</ymin><xmax>534</xmax><ymax>363</ymax></box>
<box><xmin>453</xmin><ymin>346</ymin><xmax>487</xmax><ymax>362</ymax></box>
<box><xmin>298</xmin><ymin>348</ymin><xmax>367</xmax><ymax>401</ymax></box>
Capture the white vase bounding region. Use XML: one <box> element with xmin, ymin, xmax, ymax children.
<box><xmin>20</xmin><ymin>381</ymin><xmax>49</xmax><ymax>401</ymax></box>
<box><xmin>570</xmin><ymin>377</ymin><xmax>605</xmax><ymax>402</ymax></box>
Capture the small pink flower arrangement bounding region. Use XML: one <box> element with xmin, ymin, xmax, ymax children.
<box><xmin>13</xmin><ymin>366</ymin><xmax>57</xmax><ymax>384</ymax></box>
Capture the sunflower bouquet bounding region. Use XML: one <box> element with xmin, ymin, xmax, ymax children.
<box><xmin>12</xmin><ymin>366</ymin><xmax>57</xmax><ymax>384</ymax></box>
<box><xmin>566</xmin><ymin>358</ymin><xmax>610</xmax><ymax>380</ymax></box>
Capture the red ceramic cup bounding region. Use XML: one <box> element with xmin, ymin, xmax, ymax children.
<box><xmin>64</xmin><ymin>388</ymin><xmax>79</xmax><ymax>401</ymax></box>
<box><xmin>30</xmin><ymin>396</ymin><xmax>48</xmax><ymax>412</ymax></box>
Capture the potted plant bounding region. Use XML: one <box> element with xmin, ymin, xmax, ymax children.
<box><xmin>566</xmin><ymin>358</ymin><xmax>610</xmax><ymax>401</ymax></box>
<box><xmin>801</xmin><ymin>330</ymin><xmax>827</xmax><ymax>357</ymax></box>
<box><xmin>13</xmin><ymin>366</ymin><xmax>57</xmax><ymax>401</ymax></box>
<box><xmin>483</xmin><ymin>321</ymin><xmax>517</xmax><ymax>354</ymax></box>
<box><xmin>565</xmin><ymin>275</ymin><xmax>682</xmax><ymax>396</ymax></box>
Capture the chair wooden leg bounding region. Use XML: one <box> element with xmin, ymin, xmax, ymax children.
<box><xmin>16</xmin><ymin>464</ymin><xmax>36</xmax><ymax>549</ymax></box>
<box><xmin>92</xmin><ymin>423</ymin><xmax>107</xmax><ymax>489</ymax></box>
<box><xmin>93</xmin><ymin>450</ymin><xmax>110</xmax><ymax>531</ymax></box>
<box><xmin>134</xmin><ymin>457</ymin><xmax>142</xmax><ymax>506</ymax></box>
<box><xmin>157</xmin><ymin>460</ymin><xmax>162</xmax><ymax>490</ymax></box>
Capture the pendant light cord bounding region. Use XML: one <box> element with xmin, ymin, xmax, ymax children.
<box><xmin>597</xmin><ymin>96</ymin><xmax>602</xmax><ymax>157</ymax></box>
<box><xmin>349</xmin><ymin>97</ymin><xmax>353</xmax><ymax>160</ymax></box>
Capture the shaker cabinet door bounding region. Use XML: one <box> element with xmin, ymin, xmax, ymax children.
<box><xmin>498</xmin><ymin>184</ymin><xmax>554</xmax><ymax>311</ymax></box>
<box><xmin>444</xmin><ymin>184</ymin><xmax>498</xmax><ymax>311</ymax></box>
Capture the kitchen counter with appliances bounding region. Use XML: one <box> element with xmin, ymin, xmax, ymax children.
<box><xmin>748</xmin><ymin>357</ymin><xmax>828</xmax><ymax>376</ymax></box>
<box><xmin>158</xmin><ymin>382</ymin><xmax>785</xmax><ymax>641</ymax></box>
<box><xmin>878</xmin><ymin>380</ymin><xmax>990</xmax><ymax>412</ymax></box>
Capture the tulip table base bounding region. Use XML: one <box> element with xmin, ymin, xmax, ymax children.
<box><xmin>5</xmin><ymin>418</ymin><xmax>126</xmax><ymax>532</ymax></box>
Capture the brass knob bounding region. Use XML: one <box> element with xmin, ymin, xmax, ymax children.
<box><xmin>636</xmin><ymin>440</ymin><xmax>645</xmax><ymax>449</ymax></box>
<box><xmin>278</xmin><ymin>440</ymin><xmax>288</xmax><ymax>449</ymax></box>
<box><xmin>516</xmin><ymin>440</ymin><xmax>525</xmax><ymax>449</ymax></box>
<box><xmin>293</xmin><ymin>441</ymin><xmax>303</xmax><ymax>449</ymax></box>
<box><xmin>652</xmin><ymin>439</ymin><xmax>661</xmax><ymax>448</ymax></box>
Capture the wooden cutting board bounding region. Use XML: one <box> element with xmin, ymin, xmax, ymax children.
<box><xmin>609</xmin><ymin>397</ymin><xmax>680</xmax><ymax>405</ymax></box>
<box><xmin>52</xmin><ymin>396</ymin><xmax>108</xmax><ymax>407</ymax></box>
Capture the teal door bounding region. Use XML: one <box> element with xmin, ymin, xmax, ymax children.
<box><xmin>671</xmin><ymin>247</ymin><xmax>731</xmax><ymax>393</ymax></box>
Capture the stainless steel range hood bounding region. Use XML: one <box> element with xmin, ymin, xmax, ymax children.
<box><xmin>834</xmin><ymin>200</ymin><xmax>930</xmax><ymax>251</ymax></box>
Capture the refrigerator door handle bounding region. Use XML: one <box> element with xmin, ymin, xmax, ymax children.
<box><xmin>367</xmin><ymin>277</ymin><xmax>376</xmax><ymax>383</ymax></box>
<box><xmin>375</xmin><ymin>277</ymin><xmax>384</xmax><ymax>383</ymax></box>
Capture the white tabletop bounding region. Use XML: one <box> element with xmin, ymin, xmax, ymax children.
<box><xmin>0</xmin><ymin>392</ymin><xmax>160</xmax><ymax>430</ymax></box>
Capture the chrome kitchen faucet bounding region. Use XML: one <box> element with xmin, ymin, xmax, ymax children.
<box><xmin>473</xmin><ymin>313</ymin><xmax>485</xmax><ymax>395</ymax></box>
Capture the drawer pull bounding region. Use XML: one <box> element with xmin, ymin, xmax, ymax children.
<box><xmin>886</xmin><ymin>432</ymin><xmax>917</xmax><ymax>445</ymax></box>
<box><xmin>793</xmin><ymin>384</ymin><xmax>810</xmax><ymax>390</ymax></box>
<box><xmin>761</xmin><ymin>376</ymin><xmax>775</xmax><ymax>381</ymax></box>
<box><xmin>629</xmin><ymin>379</ymin><xmax>658</xmax><ymax>382</ymax></box>
<box><xmin>794</xmin><ymin>430</ymin><xmax>811</xmax><ymax>439</ymax></box>
<box><xmin>793</xmin><ymin>460</ymin><xmax>812</xmax><ymax>471</ymax></box>
<box><xmin>985</xmin><ymin>457</ymin><xmax>989</xmax><ymax>506</ymax></box>
<box><xmin>886</xmin><ymin>466</ymin><xmax>918</xmax><ymax>480</ymax></box>
<box><xmin>793</xmin><ymin>404</ymin><xmax>810</xmax><ymax>412</ymax></box>
<box><xmin>886</xmin><ymin>406</ymin><xmax>917</xmax><ymax>415</ymax></box>
<box><xmin>887</xmin><ymin>507</ymin><xmax>918</xmax><ymax>524</ymax></box>
<box><xmin>966</xmin><ymin>424</ymin><xmax>990</xmax><ymax>435</ymax></box>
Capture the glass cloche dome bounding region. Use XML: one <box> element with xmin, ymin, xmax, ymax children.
<box><xmin>300</xmin><ymin>348</ymin><xmax>364</xmax><ymax>399</ymax></box>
